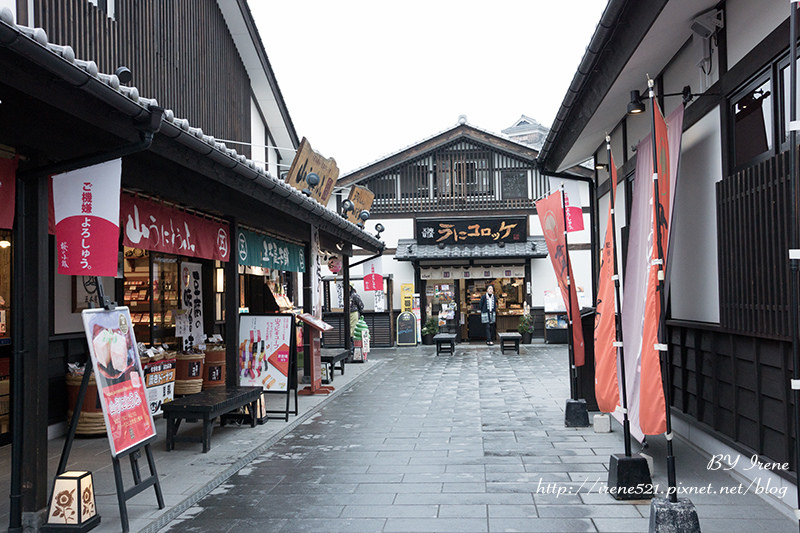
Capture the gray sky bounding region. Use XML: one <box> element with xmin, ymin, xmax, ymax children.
<box><xmin>249</xmin><ymin>1</ymin><xmax>607</xmax><ymax>175</ymax></box>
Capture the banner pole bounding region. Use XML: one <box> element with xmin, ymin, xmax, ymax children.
<box><xmin>787</xmin><ymin>1</ymin><xmax>800</xmax><ymax>530</ymax></box>
<box><xmin>560</xmin><ymin>184</ymin><xmax>578</xmax><ymax>400</ymax></box>
<box><xmin>605</xmin><ymin>138</ymin><xmax>633</xmax><ymax>457</ymax></box>
<box><xmin>648</xmin><ymin>77</ymin><xmax>678</xmax><ymax>502</ymax></box>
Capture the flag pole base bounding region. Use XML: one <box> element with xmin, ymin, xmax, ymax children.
<box><xmin>608</xmin><ymin>453</ymin><xmax>654</xmax><ymax>500</ymax></box>
<box><xmin>648</xmin><ymin>497</ymin><xmax>701</xmax><ymax>533</ymax></box>
<box><xmin>564</xmin><ymin>398</ymin><xmax>590</xmax><ymax>427</ymax></box>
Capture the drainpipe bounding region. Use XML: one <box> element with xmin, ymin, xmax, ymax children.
<box><xmin>8</xmin><ymin>108</ymin><xmax>163</xmax><ymax>533</ymax></box>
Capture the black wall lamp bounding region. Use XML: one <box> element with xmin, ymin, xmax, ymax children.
<box><xmin>627</xmin><ymin>85</ymin><xmax>714</xmax><ymax>115</ymax></box>
<box><xmin>340</xmin><ymin>199</ymin><xmax>354</xmax><ymax>218</ymax></box>
<box><xmin>302</xmin><ymin>172</ymin><xmax>320</xmax><ymax>196</ymax></box>
<box><xmin>356</xmin><ymin>210</ymin><xmax>370</xmax><ymax>229</ymax></box>
<box><xmin>374</xmin><ymin>223</ymin><xmax>385</xmax><ymax>239</ymax></box>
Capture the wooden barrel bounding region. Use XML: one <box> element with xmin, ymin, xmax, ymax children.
<box><xmin>65</xmin><ymin>372</ymin><xmax>106</xmax><ymax>436</ymax></box>
<box><xmin>175</xmin><ymin>353</ymin><xmax>204</xmax><ymax>395</ymax></box>
<box><xmin>202</xmin><ymin>346</ymin><xmax>226</xmax><ymax>390</ymax></box>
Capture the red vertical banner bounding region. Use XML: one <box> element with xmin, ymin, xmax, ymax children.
<box><xmin>537</xmin><ymin>191</ymin><xmax>585</xmax><ymax>366</ymax></box>
<box><xmin>639</xmin><ymin>99</ymin><xmax>671</xmax><ymax>436</ymax></box>
<box><xmin>0</xmin><ymin>157</ymin><xmax>18</xmax><ymax>229</ymax></box>
<box><xmin>593</xmin><ymin>151</ymin><xmax>621</xmax><ymax>413</ymax></box>
<box><xmin>53</xmin><ymin>159</ymin><xmax>122</xmax><ymax>277</ymax></box>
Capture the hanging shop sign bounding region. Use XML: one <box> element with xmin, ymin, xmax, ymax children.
<box><xmin>0</xmin><ymin>156</ymin><xmax>18</xmax><ymax>229</ymax></box>
<box><xmin>362</xmin><ymin>257</ymin><xmax>384</xmax><ymax>291</ymax></box>
<box><xmin>53</xmin><ymin>159</ymin><xmax>122</xmax><ymax>276</ymax></box>
<box><xmin>416</xmin><ymin>216</ymin><xmax>527</xmax><ymax>245</ymax></box>
<box><xmin>236</xmin><ymin>228</ymin><xmax>305</xmax><ymax>272</ymax></box>
<box><xmin>285</xmin><ymin>137</ymin><xmax>339</xmax><ymax>206</ymax></box>
<box><xmin>81</xmin><ymin>307</ymin><xmax>156</xmax><ymax>457</ymax></box>
<box><xmin>180</xmin><ymin>263</ymin><xmax>204</xmax><ymax>350</ymax></box>
<box><xmin>121</xmin><ymin>194</ymin><xmax>230</xmax><ymax>262</ymax></box>
<box><xmin>345</xmin><ymin>185</ymin><xmax>375</xmax><ymax>224</ymax></box>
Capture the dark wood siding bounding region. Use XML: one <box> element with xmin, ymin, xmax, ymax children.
<box><xmin>668</xmin><ymin>322</ymin><xmax>794</xmax><ymax>476</ymax></box>
<box><xmin>717</xmin><ymin>150</ymin><xmax>791</xmax><ymax>339</ymax></box>
<box><xmin>34</xmin><ymin>0</ymin><xmax>252</xmax><ymax>158</ymax></box>
<box><xmin>366</xmin><ymin>139</ymin><xmax>544</xmax><ymax>215</ymax></box>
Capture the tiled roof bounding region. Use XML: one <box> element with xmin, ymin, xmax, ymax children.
<box><xmin>0</xmin><ymin>7</ymin><xmax>383</xmax><ymax>253</ymax></box>
<box><xmin>394</xmin><ymin>238</ymin><xmax>547</xmax><ymax>261</ymax></box>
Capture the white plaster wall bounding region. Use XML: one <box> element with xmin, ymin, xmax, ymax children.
<box><xmin>670</xmin><ymin>107</ymin><xmax>722</xmax><ymax>323</ymax></box>
<box><xmin>597</xmin><ymin>179</ymin><xmax>628</xmax><ymax>293</ymax></box>
<box><xmin>250</xmin><ymin>98</ymin><xmax>267</xmax><ymax>173</ymax></box>
<box><xmin>726</xmin><ymin>0</ymin><xmax>785</xmax><ymax>70</ymax></box>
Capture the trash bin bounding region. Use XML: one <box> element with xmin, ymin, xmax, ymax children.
<box><xmin>575</xmin><ymin>308</ymin><xmax>598</xmax><ymax>411</ymax></box>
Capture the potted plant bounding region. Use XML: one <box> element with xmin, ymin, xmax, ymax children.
<box><xmin>421</xmin><ymin>316</ymin><xmax>439</xmax><ymax>345</ymax></box>
<box><xmin>518</xmin><ymin>313</ymin><xmax>534</xmax><ymax>344</ymax></box>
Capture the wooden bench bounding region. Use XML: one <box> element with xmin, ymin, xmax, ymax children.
<box><xmin>433</xmin><ymin>333</ymin><xmax>457</xmax><ymax>356</ymax></box>
<box><xmin>161</xmin><ymin>385</ymin><xmax>262</xmax><ymax>453</ymax></box>
<box><xmin>321</xmin><ymin>350</ymin><xmax>348</xmax><ymax>383</ymax></box>
<box><xmin>498</xmin><ymin>332</ymin><xmax>522</xmax><ymax>354</ymax></box>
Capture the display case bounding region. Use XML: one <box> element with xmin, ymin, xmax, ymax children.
<box><xmin>123</xmin><ymin>250</ymin><xmax>179</xmax><ymax>346</ymax></box>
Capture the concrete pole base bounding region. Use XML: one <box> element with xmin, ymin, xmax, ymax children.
<box><xmin>564</xmin><ymin>398</ymin><xmax>589</xmax><ymax>427</ymax></box>
<box><xmin>607</xmin><ymin>453</ymin><xmax>654</xmax><ymax>500</ymax></box>
<box><xmin>649</xmin><ymin>496</ymin><xmax>701</xmax><ymax>533</ymax></box>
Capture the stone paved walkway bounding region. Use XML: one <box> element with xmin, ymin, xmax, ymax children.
<box><xmin>159</xmin><ymin>343</ymin><xmax>797</xmax><ymax>533</ymax></box>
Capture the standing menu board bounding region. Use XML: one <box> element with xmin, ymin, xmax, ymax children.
<box><xmin>238</xmin><ymin>314</ymin><xmax>294</xmax><ymax>392</ymax></box>
<box><xmin>396</xmin><ymin>312</ymin><xmax>417</xmax><ymax>346</ymax></box>
<box><xmin>81</xmin><ymin>307</ymin><xmax>156</xmax><ymax>457</ymax></box>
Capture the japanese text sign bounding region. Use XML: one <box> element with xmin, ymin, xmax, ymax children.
<box><xmin>81</xmin><ymin>307</ymin><xmax>156</xmax><ymax>456</ymax></box>
<box><xmin>237</xmin><ymin>229</ymin><xmax>305</xmax><ymax>272</ymax></box>
<box><xmin>362</xmin><ymin>257</ymin><xmax>384</xmax><ymax>291</ymax></box>
<box><xmin>285</xmin><ymin>137</ymin><xmax>339</xmax><ymax>207</ymax></box>
<box><xmin>121</xmin><ymin>194</ymin><xmax>230</xmax><ymax>261</ymax></box>
<box><xmin>345</xmin><ymin>185</ymin><xmax>375</xmax><ymax>224</ymax></box>
<box><xmin>180</xmin><ymin>263</ymin><xmax>204</xmax><ymax>350</ymax></box>
<box><xmin>416</xmin><ymin>216</ymin><xmax>527</xmax><ymax>245</ymax></box>
<box><xmin>53</xmin><ymin>159</ymin><xmax>122</xmax><ymax>276</ymax></box>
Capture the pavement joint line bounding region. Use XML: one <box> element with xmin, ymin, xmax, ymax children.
<box><xmin>137</xmin><ymin>359</ymin><xmax>386</xmax><ymax>533</ymax></box>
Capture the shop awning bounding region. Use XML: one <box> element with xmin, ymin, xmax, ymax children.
<box><xmin>394</xmin><ymin>238</ymin><xmax>547</xmax><ymax>262</ymax></box>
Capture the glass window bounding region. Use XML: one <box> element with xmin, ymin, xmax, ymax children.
<box><xmin>732</xmin><ymin>78</ymin><xmax>773</xmax><ymax>168</ymax></box>
<box><xmin>780</xmin><ymin>58</ymin><xmax>800</xmax><ymax>143</ymax></box>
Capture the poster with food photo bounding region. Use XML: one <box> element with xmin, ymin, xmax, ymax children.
<box><xmin>81</xmin><ymin>306</ymin><xmax>156</xmax><ymax>456</ymax></box>
<box><xmin>238</xmin><ymin>314</ymin><xmax>293</xmax><ymax>392</ymax></box>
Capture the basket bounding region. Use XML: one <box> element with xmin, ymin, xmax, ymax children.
<box><xmin>65</xmin><ymin>372</ymin><xmax>105</xmax><ymax>435</ymax></box>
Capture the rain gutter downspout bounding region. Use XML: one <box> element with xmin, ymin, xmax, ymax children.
<box><xmin>8</xmin><ymin>108</ymin><xmax>164</xmax><ymax>533</ymax></box>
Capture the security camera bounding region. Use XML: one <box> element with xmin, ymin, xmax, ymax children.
<box><xmin>691</xmin><ymin>9</ymin><xmax>723</xmax><ymax>39</ymax></box>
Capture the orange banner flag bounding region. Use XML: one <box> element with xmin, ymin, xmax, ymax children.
<box><xmin>639</xmin><ymin>98</ymin><xmax>670</xmax><ymax>435</ymax></box>
<box><xmin>537</xmin><ymin>191</ymin><xmax>585</xmax><ymax>366</ymax></box>
<box><xmin>593</xmin><ymin>151</ymin><xmax>621</xmax><ymax>414</ymax></box>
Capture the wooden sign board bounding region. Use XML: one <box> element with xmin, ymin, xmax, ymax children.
<box><xmin>345</xmin><ymin>185</ymin><xmax>375</xmax><ymax>224</ymax></box>
<box><xmin>297</xmin><ymin>313</ymin><xmax>334</xmax><ymax>332</ymax></box>
<box><xmin>285</xmin><ymin>137</ymin><xmax>339</xmax><ymax>207</ymax></box>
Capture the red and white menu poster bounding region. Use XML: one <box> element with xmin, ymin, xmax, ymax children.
<box><xmin>53</xmin><ymin>159</ymin><xmax>121</xmax><ymax>277</ymax></box>
<box><xmin>82</xmin><ymin>307</ymin><xmax>156</xmax><ymax>456</ymax></box>
<box><xmin>238</xmin><ymin>314</ymin><xmax>293</xmax><ymax>392</ymax></box>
